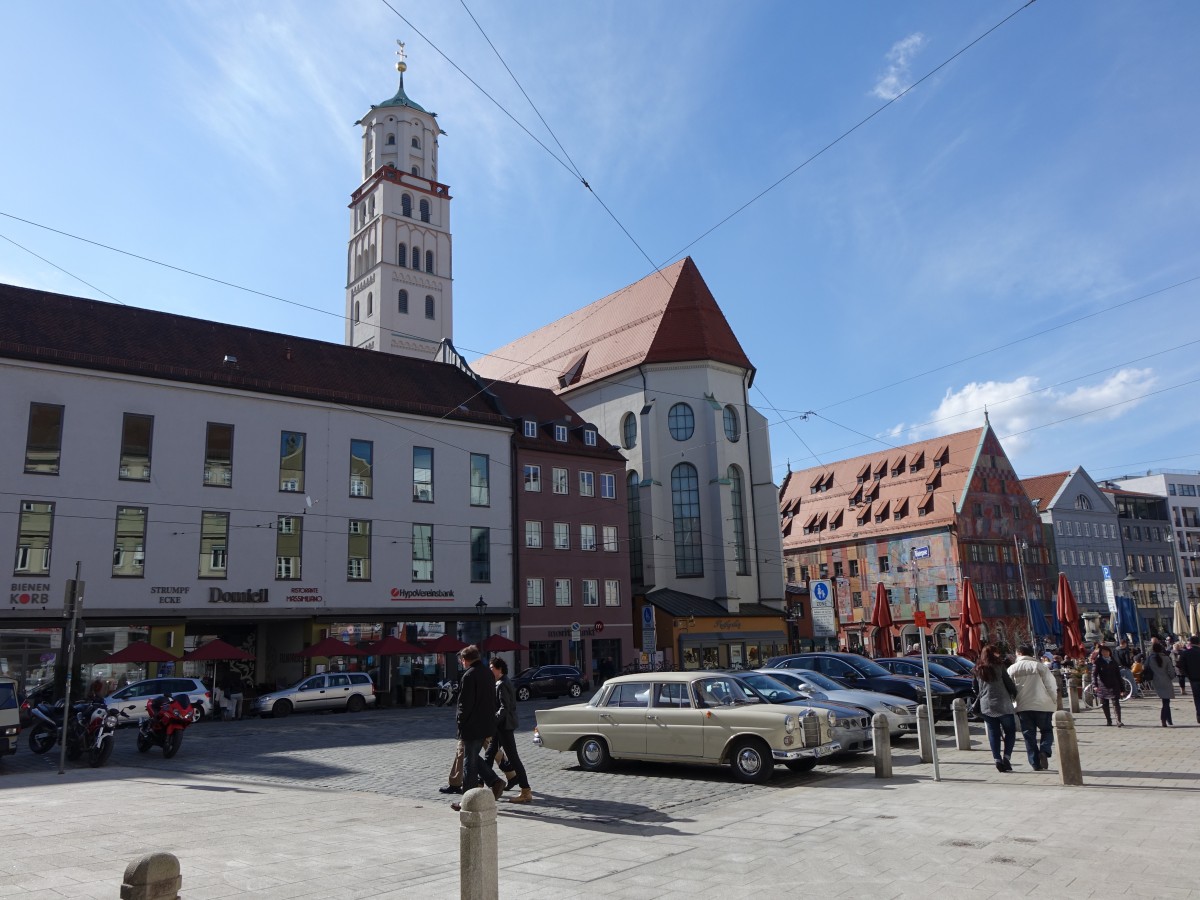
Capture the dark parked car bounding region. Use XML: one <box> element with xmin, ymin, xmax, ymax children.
<box><xmin>763</xmin><ymin>652</ymin><xmax>954</xmax><ymax>717</ymax></box>
<box><xmin>512</xmin><ymin>665</ymin><xmax>587</xmax><ymax>701</ymax></box>
<box><xmin>873</xmin><ymin>658</ymin><xmax>977</xmax><ymax>715</ymax></box>
<box><xmin>928</xmin><ymin>654</ymin><xmax>976</xmax><ymax>675</ymax></box>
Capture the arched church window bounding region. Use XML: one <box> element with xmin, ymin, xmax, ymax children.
<box><xmin>419</xmin><ymin>199</ymin><xmax>431</xmax><ymax>222</ymax></box>
<box><xmin>425</xmin><ymin>250</ymin><xmax>434</xmax><ymax>273</ymax></box>
<box><xmin>366</xmin><ymin>292</ymin><xmax>373</xmax><ymax>317</ymax></box>
<box><xmin>401</xmin><ymin>194</ymin><xmax>413</xmax><ymax>218</ymax></box>
<box><xmin>368</xmin><ymin>196</ymin><xmax>375</xmax><ymax>217</ymax></box>
<box><xmin>398</xmin><ymin>289</ymin><xmax>409</xmax><ymax>314</ymax></box>
<box><xmin>411</xmin><ymin>136</ymin><xmax>420</xmax><ymax>149</ymax></box>
<box><xmin>622</xmin><ymin>413</ymin><xmax>637</xmax><ymax>449</ymax></box>
<box><xmin>412</xmin><ymin>247</ymin><xmax>421</xmax><ymax>269</ymax></box>
<box><xmin>386</xmin><ymin>134</ymin><xmax>395</xmax><ymax>145</ymax></box>
<box><xmin>353</xmin><ymin>301</ymin><xmax>360</xmax><ymax>323</ymax></box>
<box><xmin>1075</xmin><ymin>494</ymin><xmax>1092</xmax><ymax>511</ymax></box>
<box><xmin>425</xmin><ymin>295</ymin><xmax>435</xmax><ymax>320</ymax></box>
<box><xmin>398</xmin><ymin>243</ymin><xmax>407</xmax><ymax>266</ymax></box>
<box><xmin>411</xmin><ymin>166</ymin><xmax>420</xmax><ymax>176</ymax></box>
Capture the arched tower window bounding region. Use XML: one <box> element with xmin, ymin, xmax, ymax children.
<box><xmin>411</xmin><ymin>136</ymin><xmax>420</xmax><ymax>149</ymax></box>
<box><xmin>397</xmin><ymin>242</ymin><xmax>407</xmax><ymax>266</ymax></box>
<box><xmin>622</xmin><ymin>413</ymin><xmax>637</xmax><ymax>449</ymax></box>
<box><xmin>425</xmin><ymin>295</ymin><xmax>435</xmax><ymax>320</ymax></box>
<box><xmin>671</xmin><ymin>462</ymin><xmax>703</xmax><ymax>576</ymax></box>
<box><xmin>411</xmin><ymin>166</ymin><xmax>420</xmax><ymax>176</ymax></box>
<box><xmin>398</xmin><ymin>289</ymin><xmax>409</xmax><ymax>314</ymax></box>
<box><xmin>386</xmin><ymin>134</ymin><xmax>395</xmax><ymax>145</ymax></box>
<box><xmin>366</xmin><ymin>292</ymin><xmax>373</xmax><ymax>317</ymax></box>
<box><xmin>401</xmin><ymin>194</ymin><xmax>413</xmax><ymax>218</ymax></box>
<box><xmin>724</xmin><ymin>406</ymin><xmax>740</xmax><ymax>442</ymax></box>
<box><xmin>368</xmin><ymin>196</ymin><xmax>375</xmax><ymax>218</ymax></box>
<box><xmin>729</xmin><ymin>465</ymin><xmax>749</xmax><ymax>575</ymax></box>
<box><xmin>425</xmin><ymin>250</ymin><xmax>434</xmax><ymax>273</ymax></box>
<box><xmin>668</xmin><ymin>403</ymin><xmax>695</xmax><ymax>441</ymax></box>
<box><xmin>353</xmin><ymin>301</ymin><xmax>360</xmax><ymax>323</ymax></box>
<box><xmin>627</xmin><ymin>472</ymin><xmax>643</xmax><ymax>584</ymax></box>
<box><xmin>412</xmin><ymin>246</ymin><xmax>421</xmax><ymax>269</ymax></box>
<box><xmin>419</xmin><ymin>198</ymin><xmax>431</xmax><ymax>222</ymax></box>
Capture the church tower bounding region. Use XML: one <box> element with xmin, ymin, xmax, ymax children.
<box><xmin>345</xmin><ymin>43</ymin><xmax>453</xmax><ymax>358</ymax></box>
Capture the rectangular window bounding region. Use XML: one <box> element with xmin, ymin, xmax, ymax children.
<box><xmin>412</xmin><ymin>524</ymin><xmax>433</xmax><ymax>581</ymax></box>
<box><xmin>833</xmin><ymin>561</ymin><xmax>844</xmax><ymax>576</ymax></box>
<box><xmin>523</xmin><ymin>420</ymin><xmax>537</xmax><ymax>438</ymax></box>
<box><xmin>524</xmin><ymin>465</ymin><xmax>541</xmax><ymax>492</ymax></box>
<box><xmin>118</xmin><ymin>413</ymin><xmax>153</xmax><ymax>481</ymax></box>
<box><xmin>579</xmin><ymin>471</ymin><xmax>595</xmax><ymax>497</ymax></box>
<box><xmin>554</xmin><ymin>425</ymin><xmax>568</xmax><ymax>442</ymax></box>
<box><xmin>347</xmin><ymin>519</ymin><xmax>371</xmax><ymax>580</ymax></box>
<box><xmin>602</xmin><ymin>525</ymin><xmax>618</xmax><ymax>552</ymax></box>
<box><xmin>582</xmin><ymin>579</ymin><xmax>599</xmax><ymax>606</ymax></box>
<box><xmin>276</xmin><ymin>515</ymin><xmax>302</xmax><ymax>580</ymax></box>
<box><xmin>600</xmin><ymin>473</ymin><xmax>616</xmax><ymax>499</ymax></box>
<box><xmin>604</xmin><ymin>579</ymin><xmax>620</xmax><ymax>606</ymax></box>
<box><xmin>878</xmin><ymin>556</ymin><xmax>890</xmax><ymax>573</ymax></box>
<box><xmin>25</xmin><ymin>403</ymin><xmax>64</xmax><ymax>475</ymax></box>
<box><xmin>525</xmin><ymin>521</ymin><xmax>542</xmax><ymax>548</ymax></box>
<box><xmin>471</xmin><ymin>527</ymin><xmax>491</xmax><ymax>582</ymax></box>
<box><xmin>581</xmin><ymin>524</ymin><xmax>597</xmax><ymax>551</ymax></box>
<box><xmin>279</xmin><ymin>431</ymin><xmax>306</xmax><ymax>492</ymax></box>
<box><xmin>849</xmin><ymin>559</ymin><xmax>860</xmax><ymax>576</ymax></box>
<box><xmin>350</xmin><ymin>439</ymin><xmax>373</xmax><ymax>498</ymax></box>
<box><xmin>111</xmin><ymin>506</ymin><xmax>147</xmax><ymax>577</ymax></box>
<box><xmin>852</xmin><ymin>592</ymin><xmax>862</xmax><ymax>608</ymax></box>
<box><xmin>204</xmin><ymin>423</ymin><xmax>234</xmax><ymax>486</ymax></box>
<box><xmin>14</xmin><ymin>501</ymin><xmax>54</xmax><ymax>575</ymax></box>
<box><xmin>526</xmin><ymin>578</ymin><xmax>544</xmax><ymax>607</ymax></box>
<box><xmin>584</xmin><ymin>429</ymin><xmax>597</xmax><ymax>447</ymax></box>
<box><xmin>413</xmin><ymin>447</ymin><xmax>434</xmax><ymax>502</ymax></box>
<box><xmin>470</xmin><ymin>454</ymin><xmax>490</xmax><ymax>506</ymax></box>
<box><xmin>552</xmin><ymin>467</ymin><xmax>569</xmax><ymax>495</ymax></box>
<box><xmin>198</xmin><ymin>511</ymin><xmax>229</xmax><ymax>578</ymax></box>
<box><xmin>555</xmin><ymin>578</ymin><xmax>571</xmax><ymax>606</ymax></box>
<box><xmin>937</xmin><ymin>584</ymin><xmax>950</xmax><ymax>602</ymax></box>
<box><xmin>554</xmin><ymin>523</ymin><xmax>569</xmax><ymax>550</ymax></box>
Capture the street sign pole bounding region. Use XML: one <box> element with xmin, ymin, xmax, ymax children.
<box><xmin>59</xmin><ymin>563</ymin><xmax>84</xmax><ymax>776</ymax></box>
<box><xmin>915</xmin><ymin>611</ymin><xmax>941</xmax><ymax>782</ymax></box>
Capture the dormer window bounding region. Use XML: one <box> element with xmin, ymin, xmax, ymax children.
<box><xmin>583</xmin><ymin>429</ymin><xmax>597</xmax><ymax>446</ymax></box>
<box><xmin>523</xmin><ymin>420</ymin><xmax>538</xmax><ymax>438</ymax></box>
<box><xmin>554</xmin><ymin>425</ymin><xmax>568</xmax><ymax>443</ymax></box>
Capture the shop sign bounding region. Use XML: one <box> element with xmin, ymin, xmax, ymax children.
<box><xmin>390</xmin><ymin>587</ymin><xmax>455</xmax><ymax>601</ymax></box>
<box><xmin>549</xmin><ymin>626</ymin><xmax>596</xmax><ymax>638</ymax></box>
<box><xmin>9</xmin><ymin>581</ymin><xmax>51</xmax><ymax>607</ymax></box>
<box><xmin>714</xmin><ymin>619</ymin><xmax>743</xmax><ymax>631</ymax></box>
<box><xmin>151</xmin><ymin>586</ymin><xmax>190</xmax><ymax>605</ymax></box>
<box><xmin>208</xmin><ymin>587</ymin><xmax>269</xmax><ymax>604</ymax></box>
<box><xmin>286</xmin><ymin>587</ymin><xmax>324</xmax><ymax>604</ymax></box>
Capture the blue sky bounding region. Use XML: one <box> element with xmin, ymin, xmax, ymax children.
<box><xmin>2</xmin><ymin>1</ymin><xmax>1197</xmax><ymax>487</ymax></box>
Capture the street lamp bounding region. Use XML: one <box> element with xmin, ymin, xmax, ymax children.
<box><xmin>475</xmin><ymin>596</ymin><xmax>487</xmax><ymax>644</ymax></box>
<box><xmin>1014</xmin><ymin>536</ymin><xmax>1037</xmax><ymax>653</ymax></box>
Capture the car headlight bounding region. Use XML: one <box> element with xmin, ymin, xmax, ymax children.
<box><xmin>3</xmin><ymin>726</ymin><xmax>17</xmax><ymax>736</ymax></box>
<box><xmin>785</xmin><ymin>714</ymin><xmax>797</xmax><ymax>733</ymax></box>
<box><xmin>827</xmin><ymin>710</ymin><xmax>837</xmax><ymax>725</ymax></box>
<box><xmin>882</xmin><ymin>703</ymin><xmax>908</xmax><ymax>715</ymax></box>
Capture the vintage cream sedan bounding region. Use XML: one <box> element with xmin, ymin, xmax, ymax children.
<box><xmin>532</xmin><ymin>671</ymin><xmax>841</xmax><ymax>783</ymax></box>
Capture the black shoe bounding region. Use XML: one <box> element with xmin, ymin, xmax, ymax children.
<box><xmin>1037</xmin><ymin>752</ymin><xmax>1048</xmax><ymax>770</ymax></box>
<box><xmin>995</xmin><ymin>760</ymin><xmax>1006</xmax><ymax>772</ymax></box>
<box><xmin>1001</xmin><ymin>759</ymin><xmax>1013</xmax><ymax>772</ymax></box>
<box><xmin>505</xmin><ymin>777</ymin><xmax>520</xmax><ymax>791</ymax></box>
<box><xmin>439</xmin><ymin>785</ymin><xmax>463</xmax><ymax>795</ymax></box>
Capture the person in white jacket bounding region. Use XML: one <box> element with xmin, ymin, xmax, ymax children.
<box><xmin>1007</xmin><ymin>645</ymin><xmax>1058</xmax><ymax>770</ymax></box>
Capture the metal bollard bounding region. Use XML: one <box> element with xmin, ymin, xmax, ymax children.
<box><xmin>951</xmin><ymin>698</ymin><xmax>972</xmax><ymax>750</ymax></box>
<box><xmin>120</xmin><ymin>852</ymin><xmax>181</xmax><ymax>900</ymax></box>
<box><xmin>1067</xmin><ymin>680</ymin><xmax>1081</xmax><ymax>714</ymax></box>
<box><xmin>1052</xmin><ymin>710</ymin><xmax>1084</xmax><ymax>786</ymax></box>
<box><xmin>916</xmin><ymin>703</ymin><xmax>932</xmax><ymax>763</ymax></box>
<box><xmin>459</xmin><ymin>786</ymin><xmax>499</xmax><ymax>900</ymax></box>
<box><xmin>872</xmin><ymin>713</ymin><xmax>892</xmax><ymax>778</ymax></box>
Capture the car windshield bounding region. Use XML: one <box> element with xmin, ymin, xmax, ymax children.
<box><xmin>0</xmin><ymin>683</ymin><xmax>16</xmax><ymax>709</ymax></box>
<box><xmin>938</xmin><ymin>657</ymin><xmax>975</xmax><ymax>673</ymax></box>
<box><xmin>788</xmin><ymin>670</ymin><xmax>843</xmax><ymax>692</ymax></box>
<box><xmin>694</xmin><ymin>676</ymin><xmax>758</xmax><ymax>707</ymax></box>
<box><xmin>735</xmin><ymin>673</ymin><xmax>804</xmax><ymax>703</ymax></box>
<box><xmin>847</xmin><ymin>657</ymin><xmax>890</xmax><ymax>677</ymax></box>
<box><xmin>516</xmin><ymin>668</ymin><xmax>537</xmax><ymax>679</ymax></box>
<box><xmin>926</xmin><ymin>662</ymin><xmax>960</xmax><ymax>679</ymax></box>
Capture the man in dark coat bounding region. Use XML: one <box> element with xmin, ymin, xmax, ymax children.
<box><xmin>1177</xmin><ymin>635</ymin><xmax>1200</xmax><ymax>723</ymax></box>
<box><xmin>452</xmin><ymin>645</ymin><xmax>502</xmax><ymax>809</ymax></box>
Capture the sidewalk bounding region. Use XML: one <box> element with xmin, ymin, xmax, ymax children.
<box><xmin>1</xmin><ymin>691</ymin><xmax>1197</xmax><ymax>899</ymax></box>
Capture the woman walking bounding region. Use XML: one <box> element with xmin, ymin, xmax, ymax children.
<box><xmin>1146</xmin><ymin>638</ymin><xmax>1178</xmax><ymax>727</ymax></box>
<box><xmin>973</xmin><ymin>644</ymin><xmax>1019</xmax><ymax>772</ymax></box>
<box><xmin>1090</xmin><ymin>644</ymin><xmax>1124</xmax><ymax>727</ymax></box>
<box><xmin>484</xmin><ymin>657</ymin><xmax>533</xmax><ymax>803</ymax></box>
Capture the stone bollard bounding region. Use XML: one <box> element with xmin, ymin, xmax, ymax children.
<box><xmin>1054</xmin><ymin>671</ymin><xmax>1064</xmax><ymax>710</ymax></box>
<box><xmin>951</xmin><ymin>698</ymin><xmax>972</xmax><ymax>750</ymax></box>
<box><xmin>1053</xmin><ymin>710</ymin><xmax>1084</xmax><ymax>786</ymax></box>
<box><xmin>916</xmin><ymin>703</ymin><xmax>933</xmax><ymax>763</ymax></box>
<box><xmin>120</xmin><ymin>852</ymin><xmax>181</xmax><ymax>900</ymax></box>
<box><xmin>871</xmin><ymin>713</ymin><xmax>892</xmax><ymax>778</ymax></box>
<box><xmin>1067</xmin><ymin>681</ymin><xmax>1081</xmax><ymax>714</ymax></box>
<box><xmin>459</xmin><ymin>786</ymin><xmax>499</xmax><ymax>900</ymax></box>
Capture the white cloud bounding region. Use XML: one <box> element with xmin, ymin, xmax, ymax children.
<box><xmin>894</xmin><ymin>368</ymin><xmax>1158</xmax><ymax>452</ymax></box>
<box><xmin>871</xmin><ymin>33</ymin><xmax>926</xmax><ymax>101</ymax></box>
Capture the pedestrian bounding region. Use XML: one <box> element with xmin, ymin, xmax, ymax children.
<box><xmin>973</xmin><ymin>644</ymin><xmax>1019</xmax><ymax>772</ymax></box>
<box><xmin>1176</xmin><ymin>635</ymin><xmax>1200</xmax><ymax>724</ymax></box>
<box><xmin>224</xmin><ymin>671</ymin><xmax>244</xmax><ymax>721</ymax></box>
<box><xmin>450</xmin><ymin>645</ymin><xmax>504</xmax><ymax>812</ymax></box>
<box><xmin>1008</xmin><ymin>644</ymin><xmax>1058</xmax><ymax>771</ymax></box>
<box><xmin>1113</xmin><ymin>639</ymin><xmax>1141</xmax><ymax>699</ymax></box>
<box><xmin>483</xmin><ymin>657</ymin><xmax>533</xmax><ymax>803</ymax></box>
<box><xmin>1144</xmin><ymin>638</ymin><xmax>1178</xmax><ymax>727</ymax></box>
<box><xmin>85</xmin><ymin>678</ymin><xmax>105</xmax><ymax>702</ymax></box>
<box><xmin>439</xmin><ymin>737</ymin><xmax>516</xmax><ymax>795</ymax></box>
<box><xmin>1172</xmin><ymin>638</ymin><xmax>1189</xmax><ymax>696</ymax></box>
<box><xmin>1090</xmin><ymin>645</ymin><xmax>1124</xmax><ymax>727</ymax></box>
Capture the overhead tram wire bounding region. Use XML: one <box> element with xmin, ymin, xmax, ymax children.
<box><xmin>0</xmin><ymin>231</ymin><xmax>126</xmax><ymax>306</ymax></box>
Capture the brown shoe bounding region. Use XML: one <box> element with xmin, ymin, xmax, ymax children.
<box><xmin>450</xmin><ymin>802</ymin><xmax>462</xmax><ymax>812</ymax></box>
<box><xmin>491</xmin><ymin>781</ymin><xmax>505</xmax><ymax>801</ymax></box>
<box><xmin>509</xmin><ymin>788</ymin><xmax>533</xmax><ymax>804</ymax></box>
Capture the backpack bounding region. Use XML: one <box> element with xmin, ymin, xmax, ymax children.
<box><xmin>1130</xmin><ymin>660</ymin><xmax>1144</xmax><ymax>678</ymax></box>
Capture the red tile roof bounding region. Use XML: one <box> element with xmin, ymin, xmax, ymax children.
<box><xmin>470</xmin><ymin>257</ymin><xmax>753</xmax><ymax>392</ymax></box>
<box><xmin>0</xmin><ymin>282</ymin><xmax>507</xmax><ymax>425</ymax></box>
<box><xmin>486</xmin><ymin>380</ymin><xmax>625</xmax><ymax>462</ymax></box>
<box><xmin>1019</xmin><ymin>472</ymin><xmax>1070</xmax><ymax>509</ymax></box>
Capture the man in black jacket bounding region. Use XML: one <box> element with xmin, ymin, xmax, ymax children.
<box><xmin>1178</xmin><ymin>635</ymin><xmax>1200</xmax><ymax>723</ymax></box>
<box><xmin>1114</xmin><ymin>639</ymin><xmax>1141</xmax><ymax>698</ymax></box>
<box><xmin>452</xmin><ymin>645</ymin><xmax>503</xmax><ymax>810</ymax></box>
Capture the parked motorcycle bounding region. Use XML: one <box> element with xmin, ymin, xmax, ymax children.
<box><xmin>434</xmin><ymin>678</ymin><xmax>459</xmax><ymax>708</ymax></box>
<box><xmin>27</xmin><ymin>699</ymin><xmax>124</xmax><ymax>767</ymax></box>
<box><xmin>137</xmin><ymin>693</ymin><xmax>196</xmax><ymax>759</ymax></box>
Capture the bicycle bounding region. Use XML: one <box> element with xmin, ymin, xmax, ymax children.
<box><xmin>1081</xmin><ymin>676</ymin><xmax>1134</xmax><ymax>707</ymax></box>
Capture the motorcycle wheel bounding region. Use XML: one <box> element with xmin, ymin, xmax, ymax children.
<box><xmin>88</xmin><ymin>740</ymin><xmax>113</xmax><ymax>768</ymax></box>
<box><xmin>163</xmin><ymin>731</ymin><xmax>183</xmax><ymax>759</ymax></box>
<box><xmin>27</xmin><ymin>724</ymin><xmax>56</xmax><ymax>755</ymax></box>
<box><xmin>136</xmin><ymin>732</ymin><xmax>153</xmax><ymax>753</ymax></box>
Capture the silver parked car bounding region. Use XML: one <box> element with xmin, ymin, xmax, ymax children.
<box><xmin>755</xmin><ymin>668</ymin><xmax>918</xmax><ymax>738</ymax></box>
<box><xmin>104</xmin><ymin>677</ymin><xmax>212</xmax><ymax>722</ymax></box>
<box><xmin>255</xmin><ymin>672</ymin><xmax>376</xmax><ymax>718</ymax></box>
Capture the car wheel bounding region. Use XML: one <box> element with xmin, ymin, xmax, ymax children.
<box><xmin>272</xmin><ymin>700</ymin><xmax>292</xmax><ymax>719</ymax></box>
<box><xmin>785</xmin><ymin>758</ymin><xmax>818</xmax><ymax>774</ymax></box>
<box><xmin>516</xmin><ymin>686</ymin><xmax>531</xmax><ymax>701</ymax></box>
<box><xmin>347</xmin><ymin>694</ymin><xmax>366</xmax><ymax>713</ymax></box>
<box><xmin>568</xmin><ymin>683</ymin><xmax>582</xmax><ymax>698</ymax></box>
<box><xmin>576</xmin><ymin>736</ymin><xmax>610</xmax><ymax>772</ymax></box>
<box><xmin>729</xmin><ymin>738</ymin><xmax>774</xmax><ymax>784</ymax></box>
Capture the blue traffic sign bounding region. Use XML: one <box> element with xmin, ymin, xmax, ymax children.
<box><xmin>812</xmin><ymin>581</ymin><xmax>830</xmax><ymax>603</ymax></box>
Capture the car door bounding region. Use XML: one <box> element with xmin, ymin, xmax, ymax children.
<box><xmin>110</xmin><ymin>680</ymin><xmax>160</xmax><ymax>719</ymax></box>
<box><xmin>598</xmin><ymin>682</ymin><xmax>648</xmax><ymax>757</ymax></box>
<box><xmin>532</xmin><ymin>668</ymin><xmax>558</xmax><ymax>697</ymax></box>
<box><xmin>644</xmin><ymin>682</ymin><xmax>705</xmax><ymax>759</ymax></box>
<box><xmin>819</xmin><ymin>657</ymin><xmax>864</xmax><ymax>688</ymax></box>
<box><xmin>294</xmin><ymin>675</ymin><xmax>327</xmax><ymax>710</ymax></box>
<box><xmin>326</xmin><ymin>673</ymin><xmax>351</xmax><ymax>708</ymax></box>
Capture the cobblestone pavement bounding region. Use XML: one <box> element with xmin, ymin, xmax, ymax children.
<box><xmin>2</xmin><ymin>687</ymin><xmax>1199</xmax><ymax>898</ymax></box>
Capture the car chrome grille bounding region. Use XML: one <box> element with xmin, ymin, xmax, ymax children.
<box><xmin>903</xmin><ymin>704</ymin><xmax>918</xmax><ymax>716</ymax></box>
<box><xmin>802</xmin><ymin>715</ymin><xmax>821</xmax><ymax>746</ymax></box>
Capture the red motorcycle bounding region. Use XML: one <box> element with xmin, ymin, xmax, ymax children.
<box><xmin>136</xmin><ymin>693</ymin><xmax>196</xmax><ymax>759</ymax></box>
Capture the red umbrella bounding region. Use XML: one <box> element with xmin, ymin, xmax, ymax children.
<box><xmin>364</xmin><ymin>636</ymin><xmax>425</xmax><ymax>656</ymax></box>
<box><xmin>422</xmin><ymin>634</ymin><xmax>468</xmax><ymax>654</ymax></box>
<box><xmin>298</xmin><ymin>637</ymin><xmax>366</xmax><ymax>658</ymax></box>
<box><xmin>1056</xmin><ymin>572</ymin><xmax>1085</xmax><ymax>661</ymax></box>
<box><xmin>479</xmin><ymin>634</ymin><xmax>527</xmax><ymax>653</ymax></box>
<box><xmin>184</xmin><ymin>639</ymin><xmax>254</xmax><ymax>662</ymax></box>
<box><xmin>869</xmin><ymin>582</ymin><xmax>894</xmax><ymax>658</ymax></box>
<box><xmin>958</xmin><ymin>577</ymin><xmax>983</xmax><ymax>660</ymax></box>
<box><xmin>100</xmin><ymin>641</ymin><xmax>179</xmax><ymax>664</ymax></box>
